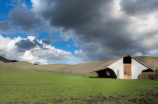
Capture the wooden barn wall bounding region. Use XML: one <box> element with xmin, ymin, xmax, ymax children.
<box><xmin>131</xmin><ymin>59</ymin><xmax>148</xmax><ymax>79</ymax></box>
<box><xmin>108</xmin><ymin>58</ymin><xmax>124</xmax><ymax>79</ymax></box>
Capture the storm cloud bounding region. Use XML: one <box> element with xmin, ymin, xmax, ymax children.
<box><xmin>42</xmin><ymin>38</ymin><xmax>52</xmax><ymax>45</ymax></box>
<box><xmin>15</xmin><ymin>39</ymin><xmax>37</xmax><ymax>52</ymax></box>
<box><xmin>8</xmin><ymin>4</ymin><xmax>45</xmax><ymax>34</ymax></box>
<box><xmin>32</xmin><ymin>0</ymin><xmax>158</xmax><ymax>61</ymax></box>
<box><xmin>0</xmin><ymin>21</ymin><xmax>16</xmax><ymax>34</ymax></box>
<box><xmin>1</xmin><ymin>0</ymin><xmax>158</xmax><ymax>63</ymax></box>
<box><xmin>40</xmin><ymin>0</ymin><xmax>109</xmax><ymax>28</ymax></box>
<box><xmin>120</xmin><ymin>0</ymin><xmax>158</xmax><ymax>16</ymax></box>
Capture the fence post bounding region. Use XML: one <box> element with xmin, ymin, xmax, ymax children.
<box><xmin>156</xmin><ymin>67</ymin><xmax>158</xmax><ymax>80</ymax></box>
<box><xmin>69</xmin><ymin>70</ymin><xmax>72</xmax><ymax>75</ymax></box>
<box><xmin>61</xmin><ymin>69</ymin><xmax>63</xmax><ymax>74</ymax></box>
<box><xmin>148</xmin><ymin>75</ymin><xmax>150</xmax><ymax>79</ymax></box>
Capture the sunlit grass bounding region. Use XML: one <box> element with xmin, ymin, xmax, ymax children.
<box><xmin>0</xmin><ymin>69</ymin><xmax>158</xmax><ymax>103</ymax></box>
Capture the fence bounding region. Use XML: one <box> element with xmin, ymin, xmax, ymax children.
<box><xmin>60</xmin><ymin>69</ymin><xmax>85</xmax><ymax>76</ymax></box>
<box><xmin>138</xmin><ymin>68</ymin><xmax>158</xmax><ymax>80</ymax></box>
<box><xmin>138</xmin><ymin>75</ymin><xmax>158</xmax><ymax>80</ymax></box>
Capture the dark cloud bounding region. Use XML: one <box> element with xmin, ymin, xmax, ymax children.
<box><xmin>8</xmin><ymin>5</ymin><xmax>44</xmax><ymax>34</ymax></box>
<box><xmin>120</xmin><ymin>0</ymin><xmax>158</xmax><ymax>16</ymax></box>
<box><xmin>42</xmin><ymin>38</ymin><xmax>51</xmax><ymax>45</ymax></box>
<box><xmin>37</xmin><ymin>0</ymin><xmax>158</xmax><ymax>61</ymax></box>
<box><xmin>41</xmin><ymin>0</ymin><xmax>110</xmax><ymax>29</ymax></box>
<box><xmin>0</xmin><ymin>20</ymin><xmax>16</xmax><ymax>34</ymax></box>
<box><xmin>2</xmin><ymin>0</ymin><xmax>158</xmax><ymax>63</ymax></box>
<box><xmin>33</xmin><ymin>38</ymin><xmax>43</xmax><ymax>48</ymax></box>
<box><xmin>38</xmin><ymin>0</ymin><xmax>132</xmax><ymax>60</ymax></box>
<box><xmin>15</xmin><ymin>39</ymin><xmax>36</xmax><ymax>52</ymax></box>
<box><xmin>15</xmin><ymin>37</ymin><xmax>48</xmax><ymax>52</ymax></box>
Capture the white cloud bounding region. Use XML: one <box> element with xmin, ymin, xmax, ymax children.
<box><xmin>31</xmin><ymin>0</ymin><xmax>47</xmax><ymax>12</ymax></box>
<box><xmin>75</xmin><ymin>49</ymin><xmax>91</xmax><ymax>63</ymax></box>
<box><xmin>0</xmin><ymin>34</ymin><xmax>76</xmax><ymax>64</ymax></box>
<box><xmin>141</xmin><ymin>34</ymin><xmax>158</xmax><ymax>49</ymax></box>
<box><xmin>0</xmin><ymin>35</ymin><xmax>11</xmax><ymax>51</ymax></box>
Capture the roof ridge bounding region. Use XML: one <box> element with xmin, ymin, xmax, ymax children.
<box><xmin>90</xmin><ymin>55</ymin><xmax>128</xmax><ymax>72</ymax></box>
<box><xmin>90</xmin><ymin>55</ymin><xmax>154</xmax><ymax>73</ymax></box>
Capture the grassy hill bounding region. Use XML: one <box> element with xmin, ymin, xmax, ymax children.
<box><xmin>53</xmin><ymin>56</ymin><xmax>158</xmax><ymax>75</ymax></box>
<box><xmin>35</xmin><ymin>64</ymin><xmax>69</xmax><ymax>72</ymax></box>
<box><xmin>134</xmin><ymin>56</ymin><xmax>158</xmax><ymax>70</ymax></box>
<box><xmin>0</xmin><ymin>56</ymin><xmax>12</xmax><ymax>63</ymax></box>
<box><xmin>0</xmin><ymin>61</ymin><xmax>67</xmax><ymax>72</ymax></box>
<box><xmin>0</xmin><ymin>56</ymin><xmax>158</xmax><ymax>75</ymax></box>
<box><xmin>53</xmin><ymin>60</ymin><xmax>112</xmax><ymax>74</ymax></box>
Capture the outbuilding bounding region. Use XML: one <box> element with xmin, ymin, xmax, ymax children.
<box><xmin>91</xmin><ymin>55</ymin><xmax>154</xmax><ymax>79</ymax></box>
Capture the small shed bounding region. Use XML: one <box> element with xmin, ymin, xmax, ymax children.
<box><xmin>91</xmin><ymin>55</ymin><xmax>154</xmax><ymax>79</ymax></box>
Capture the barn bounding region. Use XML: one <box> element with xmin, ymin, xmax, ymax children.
<box><xmin>91</xmin><ymin>55</ymin><xmax>154</xmax><ymax>79</ymax></box>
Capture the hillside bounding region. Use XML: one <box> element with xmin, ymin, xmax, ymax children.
<box><xmin>0</xmin><ymin>61</ymin><xmax>34</xmax><ymax>70</ymax></box>
<box><xmin>0</xmin><ymin>56</ymin><xmax>12</xmax><ymax>63</ymax></box>
<box><xmin>53</xmin><ymin>56</ymin><xmax>158</xmax><ymax>74</ymax></box>
<box><xmin>0</xmin><ymin>56</ymin><xmax>158</xmax><ymax>75</ymax></box>
<box><xmin>0</xmin><ymin>60</ymin><xmax>68</xmax><ymax>72</ymax></box>
<box><xmin>35</xmin><ymin>64</ymin><xmax>69</xmax><ymax>71</ymax></box>
<box><xmin>134</xmin><ymin>56</ymin><xmax>158</xmax><ymax>70</ymax></box>
<box><xmin>54</xmin><ymin>60</ymin><xmax>112</xmax><ymax>74</ymax></box>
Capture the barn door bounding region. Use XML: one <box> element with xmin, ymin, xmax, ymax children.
<box><xmin>117</xmin><ymin>70</ymin><xmax>119</xmax><ymax>79</ymax></box>
<box><xmin>124</xmin><ymin>64</ymin><xmax>131</xmax><ymax>79</ymax></box>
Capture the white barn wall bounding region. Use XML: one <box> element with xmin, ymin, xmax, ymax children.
<box><xmin>108</xmin><ymin>58</ymin><xmax>124</xmax><ymax>79</ymax></box>
<box><xmin>131</xmin><ymin>59</ymin><xmax>148</xmax><ymax>79</ymax></box>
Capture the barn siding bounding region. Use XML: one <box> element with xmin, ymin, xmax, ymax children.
<box><xmin>131</xmin><ymin>59</ymin><xmax>148</xmax><ymax>79</ymax></box>
<box><xmin>108</xmin><ymin>58</ymin><xmax>124</xmax><ymax>79</ymax></box>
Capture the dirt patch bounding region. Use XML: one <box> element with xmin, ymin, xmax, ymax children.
<box><xmin>129</xmin><ymin>87</ymin><xmax>158</xmax><ymax>104</ymax></box>
<box><xmin>8</xmin><ymin>102</ymin><xmax>18</xmax><ymax>104</ymax></box>
<box><xmin>84</xmin><ymin>94</ymin><xmax>122</xmax><ymax>104</ymax></box>
<box><xmin>52</xmin><ymin>94</ymin><xmax>125</xmax><ymax>104</ymax></box>
<box><xmin>71</xmin><ymin>98</ymin><xmax>79</xmax><ymax>101</ymax></box>
<box><xmin>128</xmin><ymin>98</ymin><xmax>152</xmax><ymax>104</ymax></box>
<box><xmin>33</xmin><ymin>102</ymin><xmax>47</xmax><ymax>104</ymax></box>
<box><xmin>153</xmin><ymin>87</ymin><xmax>158</xmax><ymax>89</ymax></box>
<box><xmin>5</xmin><ymin>101</ymin><xmax>47</xmax><ymax>104</ymax></box>
<box><xmin>54</xmin><ymin>99</ymin><xmax>67</xmax><ymax>103</ymax></box>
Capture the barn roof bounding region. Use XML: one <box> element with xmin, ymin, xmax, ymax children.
<box><xmin>90</xmin><ymin>55</ymin><xmax>154</xmax><ymax>73</ymax></box>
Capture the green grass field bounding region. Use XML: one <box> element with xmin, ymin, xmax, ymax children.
<box><xmin>0</xmin><ymin>69</ymin><xmax>158</xmax><ymax>104</ymax></box>
<box><xmin>0</xmin><ymin>56</ymin><xmax>158</xmax><ymax>104</ymax></box>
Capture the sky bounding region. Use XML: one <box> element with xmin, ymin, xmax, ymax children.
<box><xmin>0</xmin><ymin>0</ymin><xmax>158</xmax><ymax>65</ymax></box>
